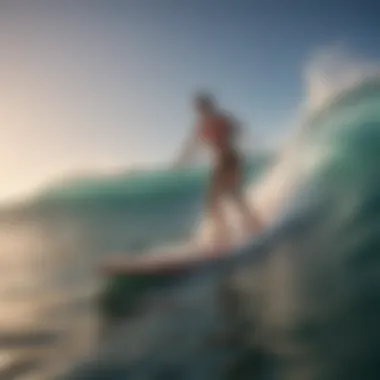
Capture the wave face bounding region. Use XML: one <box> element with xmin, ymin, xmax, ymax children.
<box><xmin>236</xmin><ymin>77</ymin><xmax>380</xmax><ymax>380</ymax></box>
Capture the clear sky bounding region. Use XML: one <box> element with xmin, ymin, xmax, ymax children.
<box><xmin>0</xmin><ymin>0</ymin><xmax>379</xmax><ymax>201</ymax></box>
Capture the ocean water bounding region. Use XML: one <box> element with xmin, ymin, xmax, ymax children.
<box><xmin>0</xmin><ymin>153</ymin><xmax>271</xmax><ymax>378</ymax></box>
<box><xmin>2</xmin><ymin>75</ymin><xmax>380</xmax><ymax>380</ymax></box>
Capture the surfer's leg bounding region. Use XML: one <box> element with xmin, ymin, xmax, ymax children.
<box><xmin>233</xmin><ymin>195</ymin><xmax>263</xmax><ymax>235</ymax></box>
<box><xmin>225</xmin><ymin>157</ymin><xmax>263</xmax><ymax>235</ymax></box>
<box><xmin>208</xmin><ymin>199</ymin><xmax>231</xmax><ymax>246</ymax></box>
<box><xmin>207</xmin><ymin>167</ymin><xmax>232</xmax><ymax>247</ymax></box>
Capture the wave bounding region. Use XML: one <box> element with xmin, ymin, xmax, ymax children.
<box><xmin>20</xmin><ymin>153</ymin><xmax>272</xmax><ymax>206</ymax></box>
<box><xmin>231</xmin><ymin>74</ymin><xmax>380</xmax><ymax>380</ymax></box>
<box><xmin>60</xmin><ymin>73</ymin><xmax>380</xmax><ymax>380</ymax></box>
<box><xmin>99</xmin><ymin>72</ymin><xmax>380</xmax><ymax>380</ymax></box>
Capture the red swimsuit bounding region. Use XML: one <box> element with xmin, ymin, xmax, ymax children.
<box><xmin>199</xmin><ymin>115</ymin><xmax>232</xmax><ymax>151</ymax></box>
<box><xmin>199</xmin><ymin>114</ymin><xmax>241</xmax><ymax>192</ymax></box>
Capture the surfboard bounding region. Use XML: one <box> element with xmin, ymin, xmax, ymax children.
<box><xmin>99</xmin><ymin>240</ymin><xmax>249</xmax><ymax>326</ymax></box>
<box><xmin>100</xmin><ymin>244</ymin><xmax>235</xmax><ymax>276</ymax></box>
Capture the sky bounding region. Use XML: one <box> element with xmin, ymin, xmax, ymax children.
<box><xmin>0</xmin><ymin>0</ymin><xmax>380</xmax><ymax>201</ymax></box>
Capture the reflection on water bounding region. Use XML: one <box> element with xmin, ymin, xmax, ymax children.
<box><xmin>0</xmin><ymin>191</ymin><xmax>206</xmax><ymax>379</ymax></box>
<box><xmin>0</xmin><ymin>221</ymin><xmax>99</xmax><ymax>379</ymax></box>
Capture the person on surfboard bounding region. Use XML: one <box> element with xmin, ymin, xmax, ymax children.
<box><xmin>175</xmin><ymin>93</ymin><xmax>262</xmax><ymax>247</ymax></box>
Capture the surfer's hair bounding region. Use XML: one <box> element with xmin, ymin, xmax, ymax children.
<box><xmin>194</xmin><ymin>92</ymin><xmax>216</xmax><ymax>108</ymax></box>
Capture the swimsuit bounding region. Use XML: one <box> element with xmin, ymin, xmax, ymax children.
<box><xmin>200</xmin><ymin>115</ymin><xmax>231</xmax><ymax>151</ymax></box>
<box><xmin>199</xmin><ymin>115</ymin><xmax>242</xmax><ymax>195</ymax></box>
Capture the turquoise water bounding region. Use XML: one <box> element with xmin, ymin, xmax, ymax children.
<box><xmin>248</xmin><ymin>77</ymin><xmax>380</xmax><ymax>380</ymax></box>
<box><xmin>2</xmin><ymin>77</ymin><xmax>380</xmax><ymax>379</ymax></box>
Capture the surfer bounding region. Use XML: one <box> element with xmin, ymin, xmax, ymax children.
<box><xmin>175</xmin><ymin>93</ymin><xmax>262</xmax><ymax>247</ymax></box>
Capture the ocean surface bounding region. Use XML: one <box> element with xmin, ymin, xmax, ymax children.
<box><xmin>0</xmin><ymin>151</ymin><xmax>271</xmax><ymax>378</ymax></box>
<box><xmin>2</xmin><ymin>75</ymin><xmax>380</xmax><ymax>379</ymax></box>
